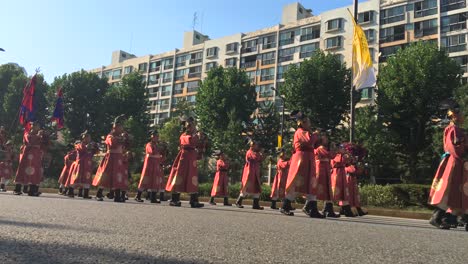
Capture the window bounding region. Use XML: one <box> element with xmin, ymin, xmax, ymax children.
<box><xmin>226</xmin><ymin>43</ymin><xmax>238</xmax><ymax>53</ymax></box>
<box><xmin>452</xmin><ymin>55</ymin><xmax>468</xmax><ymax>72</ymax></box>
<box><xmin>148</xmin><ymin>74</ymin><xmax>159</xmax><ymax>85</ymax></box>
<box><xmin>246</xmin><ymin>70</ymin><xmax>256</xmax><ymax>83</ymax></box>
<box><xmin>171</xmin><ymin>97</ymin><xmax>183</xmax><ymax>106</ymax></box>
<box><xmin>205</xmin><ymin>62</ymin><xmax>217</xmax><ymax>72</ymax></box>
<box><xmin>225</xmin><ymin>58</ymin><xmax>237</xmax><ymax>67</ymax></box>
<box><xmin>111</xmin><ymin>69</ymin><xmax>122</xmax><ymax>80</ymax></box>
<box><xmin>241</xmin><ymin>55</ymin><xmax>257</xmax><ymax>68</ymax></box>
<box><xmin>158</xmin><ymin>112</ymin><xmax>169</xmax><ymax>121</ymax></box>
<box><xmin>277</xmin><ymin>64</ymin><xmax>291</xmax><ymax>79</ymax></box>
<box><xmin>278</xmin><ymin>47</ymin><xmax>296</xmax><ymax>62</ymax></box>
<box><xmin>326</xmin><ymin>18</ymin><xmax>343</xmax><ymax>31</ymax></box>
<box><xmin>186</xmin><ymin>95</ymin><xmax>196</xmax><ymax>104</ymax></box>
<box><xmin>138</xmin><ymin>63</ymin><xmax>147</xmax><ymax>72</ymax></box>
<box><xmin>440</xmin><ymin>0</ymin><xmax>466</xmax><ymax>12</ymax></box>
<box><xmin>379</xmin><ymin>44</ymin><xmax>406</xmax><ymax>63</ymax></box>
<box><xmin>414</xmin><ymin>0</ymin><xmax>437</xmax><ymax>18</ymax></box>
<box><xmin>300</xmin><ymin>43</ymin><xmax>319</xmax><ymax>58</ymax></box>
<box><xmin>175</xmin><ymin>55</ymin><xmax>187</xmax><ymax>67</ymax></box>
<box><xmin>414</xmin><ymin>19</ymin><xmax>438</xmax><ymax>37</ymax></box>
<box><xmin>325</xmin><ymin>36</ymin><xmax>342</xmax><ymax>49</ymax></box>
<box><xmin>148</xmin><ymin>87</ymin><xmax>158</xmax><ymax>97</ymax></box>
<box><xmin>441</xmin><ymin>13</ymin><xmax>467</xmax><ymax>33</ymax></box>
<box><xmin>149</xmin><ymin>61</ymin><xmax>161</xmax><ymax>72</ymax></box>
<box><xmin>380</xmin><ymin>6</ymin><xmax>405</xmax><ymax>25</ymax></box>
<box><xmin>379</xmin><ymin>25</ymin><xmax>406</xmax><ymax>43</ymax></box>
<box><xmin>187</xmin><ymin>81</ymin><xmax>199</xmax><ymax>93</ymax></box>
<box><xmin>188</xmin><ymin>66</ymin><xmax>202</xmax><ymax>78</ymax></box>
<box><xmin>261</xmin><ymin>51</ymin><xmax>276</xmax><ymax>65</ymax></box>
<box><xmin>441</xmin><ymin>34</ymin><xmax>467</xmax><ymax>52</ymax></box>
<box><xmin>173</xmin><ymin>83</ymin><xmax>184</xmax><ymax>95</ymax></box>
<box><xmin>364</xmin><ymin>29</ymin><xmax>376</xmax><ymax>43</ymax></box>
<box><xmin>358</xmin><ymin>11</ymin><xmax>375</xmax><ymax>23</ymax></box>
<box><xmin>300</xmin><ymin>25</ymin><xmax>321</xmax><ymax>41</ymax></box>
<box><xmin>260</xmin><ymin>67</ymin><xmax>275</xmax><ymax>82</ymax></box>
<box><xmin>360</xmin><ymin>87</ymin><xmax>373</xmax><ymax>100</ymax></box>
<box><xmin>175</xmin><ymin>69</ymin><xmax>186</xmax><ymax>81</ymax></box>
<box><xmin>163</xmin><ymin>58</ymin><xmax>173</xmax><ymax>70</ymax></box>
<box><xmin>124</xmin><ymin>66</ymin><xmax>133</xmax><ymax>74</ymax></box>
<box><xmin>159</xmin><ymin>99</ymin><xmax>170</xmax><ymax>110</ymax></box>
<box><xmin>262</xmin><ymin>35</ymin><xmax>276</xmax><ymax>50</ymax></box>
<box><xmin>162</xmin><ymin>72</ymin><xmax>172</xmax><ymax>83</ymax></box>
<box><xmin>242</xmin><ymin>39</ymin><xmax>258</xmax><ymax>53</ymax></box>
<box><xmin>190</xmin><ymin>52</ymin><xmax>203</xmax><ymax>64</ymax></box>
<box><xmin>206</xmin><ymin>47</ymin><xmax>217</xmax><ymax>58</ymax></box>
<box><xmin>257</xmin><ymin>85</ymin><xmax>273</xmax><ymax>98</ymax></box>
<box><xmin>279</xmin><ymin>31</ymin><xmax>296</xmax><ymax>46</ymax></box>
<box><xmin>161</xmin><ymin>86</ymin><xmax>171</xmax><ymax>97</ymax></box>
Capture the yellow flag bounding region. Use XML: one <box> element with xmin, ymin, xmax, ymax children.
<box><xmin>277</xmin><ymin>135</ymin><xmax>282</xmax><ymax>148</ymax></box>
<box><xmin>349</xmin><ymin>10</ymin><xmax>376</xmax><ymax>90</ymax></box>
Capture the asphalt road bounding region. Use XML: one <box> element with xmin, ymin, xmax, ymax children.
<box><xmin>0</xmin><ymin>192</ymin><xmax>467</xmax><ymax>264</ymax></box>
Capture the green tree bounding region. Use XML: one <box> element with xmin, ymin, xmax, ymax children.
<box><xmin>158</xmin><ymin>117</ymin><xmax>181</xmax><ymax>163</ymax></box>
<box><xmin>454</xmin><ymin>84</ymin><xmax>468</xmax><ymax>129</ymax></box>
<box><xmin>282</xmin><ymin>50</ymin><xmax>351</xmax><ymax>131</ymax></box>
<box><xmin>251</xmin><ymin>102</ymin><xmax>281</xmax><ymax>155</ymax></box>
<box><xmin>377</xmin><ymin>42</ymin><xmax>461</xmax><ymax>183</ymax></box>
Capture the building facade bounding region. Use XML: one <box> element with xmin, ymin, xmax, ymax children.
<box><xmin>90</xmin><ymin>0</ymin><xmax>468</xmax><ymax>125</ymax></box>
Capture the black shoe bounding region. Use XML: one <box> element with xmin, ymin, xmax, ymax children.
<box><xmin>145</xmin><ymin>191</ymin><xmax>150</xmax><ymax>200</ymax></box>
<box><xmin>28</xmin><ymin>185</ymin><xmax>41</xmax><ymax>197</ymax></box>
<box><xmin>114</xmin><ymin>189</ymin><xmax>122</xmax><ymax>203</ymax></box>
<box><xmin>0</xmin><ymin>183</ymin><xmax>6</xmax><ymax>192</ymax></box>
<box><xmin>23</xmin><ymin>185</ymin><xmax>29</xmax><ymax>194</ymax></box>
<box><xmin>270</xmin><ymin>200</ymin><xmax>278</xmax><ymax>210</ymax></box>
<box><xmin>223</xmin><ymin>197</ymin><xmax>232</xmax><ymax>206</ymax></box>
<box><xmin>190</xmin><ymin>193</ymin><xmax>204</xmax><ymax>208</ymax></box>
<box><xmin>252</xmin><ymin>198</ymin><xmax>264</xmax><ymax>210</ymax></box>
<box><xmin>308</xmin><ymin>201</ymin><xmax>324</xmax><ymax>218</ymax></box>
<box><xmin>27</xmin><ymin>184</ymin><xmax>34</xmax><ymax>196</ymax></box>
<box><xmin>341</xmin><ymin>205</ymin><xmax>356</xmax><ymax>217</ymax></box>
<box><xmin>61</xmin><ymin>187</ymin><xmax>69</xmax><ymax>196</ymax></box>
<box><xmin>429</xmin><ymin>208</ymin><xmax>447</xmax><ymax>229</ymax></box>
<box><xmin>169</xmin><ymin>193</ymin><xmax>181</xmax><ymax>207</ymax></box>
<box><xmin>13</xmin><ymin>184</ymin><xmax>23</xmax><ymax>195</ymax></box>
<box><xmin>78</xmin><ymin>188</ymin><xmax>83</xmax><ymax>197</ymax></box>
<box><xmin>160</xmin><ymin>192</ymin><xmax>167</xmax><ymax>201</ymax></box>
<box><xmin>67</xmin><ymin>187</ymin><xmax>75</xmax><ymax>198</ymax></box>
<box><xmin>135</xmin><ymin>191</ymin><xmax>144</xmax><ymax>202</ymax></box>
<box><xmin>323</xmin><ymin>202</ymin><xmax>340</xmax><ymax>218</ymax></box>
<box><xmin>106</xmin><ymin>191</ymin><xmax>115</xmax><ymax>200</ymax></box>
<box><xmin>150</xmin><ymin>191</ymin><xmax>160</xmax><ymax>203</ymax></box>
<box><xmin>58</xmin><ymin>187</ymin><xmax>63</xmax><ymax>194</ymax></box>
<box><xmin>83</xmin><ymin>188</ymin><xmax>92</xmax><ymax>199</ymax></box>
<box><xmin>235</xmin><ymin>196</ymin><xmax>244</xmax><ymax>208</ymax></box>
<box><xmin>209</xmin><ymin>197</ymin><xmax>216</xmax><ymax>205</ymax></box>
<box><xmin>280</xmin><ymin>199</ymin><xmax>294</xmax><ymax>216</ymax></box>
<box><xmin>95</xmin><ymin>188</ymin><xmax>104</xmax><ymax>201</ymax></box>
<box><xmin>121</xmin><ymin>191</ymin><xmax>127</xmax><ymax>203</ymax></box>
<box><xmin>302</xmin><ymin>201</ymin><xmax>312</xmax><ymax>216</ymax></box>
<box><xmin>356</xmin><ymin>207</ymin><xmax>368</xmax><ymax>216</ymax></box>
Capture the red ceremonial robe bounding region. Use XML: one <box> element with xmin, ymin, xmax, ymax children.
<box><xmin>240</xmin><ymin>148</ymin><xmax>263</xmax><ymax>196</ymax></box>
<box><xmin>285</xmin><ymin>128</ymin><xmax>318</xmax><ymax>197</ymax></box>
<box><xmin>165</xmin><ymin>133</ymin><xmax>200</xmax><ymax>193</ymax></box>
<box><xmin>0</xmin><ymin>148</ymin><xmax>14</xmax><ymax>180</ymax></box>
<box><xmin>330</xmin><ymin>153</ymin><xmax>352</xmax><ymax>203</ymax></box>
<box><xmin>58</xmin><ymin>150</ymin><xmax>77</xmax><ymax>186</ymax></box>
<box><xmin>211</xmin><ymin>159</ymin><xmax>229</xmax><ymax>197</ymax></box>
<box><xmin>342</xmin><ymin>164</ymin><xmax>358</xmax><ymax>206</ymax></box>
<box><xmin>314</xmin><ymin>146</ymin><xmax>333</xmax><ymax>201</ymax></box>
<box><xmin>429</xmin><ymin>124</ymin><xmax>468</xmax><ymax>215</ymax></box>
<box><xmin>270</xmin><ymin>158</ymin><xmax>289</xmax><ymax>200</ymax></box>
<box><xmin>69</xmin><ymin>143</ymin><xmax>95</xmax><ymax>188</ymax></box>
<box><xmin>92</xmin><ymin>134</ymin><xmax>128</xmax><ymax>190</ymax></box>
<box><xmin>15</xmin><ymin>132</ymin><xmax>43</xmax><ymax>185</ymax></box>
<box><xmin>138</xmin><ymin>142</ymin><xmax>164</xmax><ymax>191</ymax></box>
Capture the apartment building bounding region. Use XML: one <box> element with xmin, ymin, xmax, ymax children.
<box><xmin>90</xmin><ymin>0</ymin><xmax>468</xmax><ymax>125</ymax></box>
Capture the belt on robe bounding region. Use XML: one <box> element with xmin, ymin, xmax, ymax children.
<box><xmin>107</xmin><ymin>150</ymin><xmax>123</xmax><ymax>154</ymax></box>
<box><xmin>318</xmin><ymin>159</ymin><xmax>330</xmax><ymax>162</ymax></box>
<box><xmin>182</xmin><ymin>147</ymin><xmax>195</xmax><ymax>151</ymax></box>
<box><xmin>297</xmin><ymin>146</ymin><xmax>314</xmax><ymax>152</ymax></box>
<box><xmin>147</xmin><ymin>154</ymin><xmax>162</xmax><ymax>158</ymax></box>
<box><xmin>218</xmin><ymin>169</ymin><xmax>228</xmax><ymax>172</ymax></box>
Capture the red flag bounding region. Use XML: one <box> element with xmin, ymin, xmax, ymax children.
<box><xmin>51</xmin><ymin>88</ymin><xmax>64</xmax><ymax>129</ymax></box>
<box><xmin>19</xmin><ymin>74</ymin><xmax>37</xmax><ymax>131</ymax></box>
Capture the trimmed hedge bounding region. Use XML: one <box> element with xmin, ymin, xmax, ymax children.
<box><xmin>359</xmin><ymin>184</ymin><xmax>430</xmax><ymax>209</ymax></box>
<box><xmin>198</xmin><ymin>183</ymin><xmax>272</xmax><ymax>201</ymax></box>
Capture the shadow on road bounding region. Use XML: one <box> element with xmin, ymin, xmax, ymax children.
<box><xmin>0</xmin><ymin>218</ymin><xmax>107</xmax><ymax>234</ymax></box>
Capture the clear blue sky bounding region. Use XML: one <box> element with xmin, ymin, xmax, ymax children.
<box><xmin>0</xmin><ymin>0</ymin><xmax>359</xmax><ymax>83</ymax></box>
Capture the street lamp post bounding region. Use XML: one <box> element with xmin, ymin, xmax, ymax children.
<box><xmin>271</xmin><ymin>87</ymin><xmax>285</xmax><ymax>148</ymax></box>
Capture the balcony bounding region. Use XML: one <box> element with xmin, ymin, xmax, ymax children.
<box><xmin>442</xmin><ymin>22</ymin><xmax>466</xmax><ymax>33</ymax></box>
<box><xmin>161</xmin><ymin>91</ymin><xmax>171</xmax><ymax>97</ymax></box>
<box><xmin>261</xmin><ymin>59</ymin><xmax>275</xmax><ymax>66</ymax></box>
<box><xmin>226</xmin><ymin>48</ymin><xmax>237</xmax><ymax>54</ymax></box>
<box><xmin>279</xmin><ymin>39</ymin><xmax>294</xmax><ymax>46</ymax></box>
<box><xmin>441</xmin><ymin>1</ymin><xmax>466</xmax><ymax>12</ymax></box>
<box><xmin>260</xmin><ymin>75</ymin><xmax>274</xmax><ymax>82</ymax></box>
<box><xmin>190</xmin><ymin>58</ymin><xmax>202</xmax><ymax>64</ymax></box>
<box><xmin>445</xmin><ymin>44</ymin><xmax>467</xmax><ymax>53</ymax></box>
<box><xmin>148</xmin><ymin>79</ymin><xmax>159</xmax><ymax>86</ymax></box>
<box><xmin>415</xmin><ymin>27</ymin><xmax>438</xmax><ymax>38</ymax></box>
<box><xmin>187</xmin><ymin>86</ymin><xmax>198</xmax><ymax>93</ymax></box>
<box><xmin>111</xmin><ymin>75</ymin><xmax>121</xmax><ymax>80</ymax></box>
<box><xmin>300</xmin><ymin>34</ymin><xmax>319</xmax><ymax>42</ymax></box>
<box><xmin>164</xmin><ymin>64</ymin><xmax>173</xmax><ymax>70</ymax></box>
<box><xmin>173</xmin><ymin>89</ymin><xmax>184</xmax><ymax>95</ymax></box>
<box><xmin>188</xmin><ymin>72</ymin><xmax>201</xmax><ymax>78</ymax></box>
<box><xmin>149</xmin><ymin>66</ymin><xmax>160</xmax><ymax>73</ymax></box>
<box><xmin>300</xmin><ymin>51</ymin><xmax>313</xmax><ymax>59</ymax></box>
<box><xmin>379</xmin><ymin>33</ymin><xmax>405</xmax><ymax>44</ymax></box>
<box><xmin>262</xmin><ymin>43</ymin><xmax>276</xmax><ymax>50</ymax></box>
<box><xmin>175</xmin><ymin>62</ymin><xmax>186</xmax><ymax>67</ymax></box>
<box><xmin>160</xmin><ymin>104</ymin><xmax>170</xmax><ymax>110</ymax></box>
<box><xmin>163</xmin><ymin>78</ymin><xmax>172</xmax><ymax>83</ymax></box>
<box><xmin>241</xmin><ymin>61</ymin><xmax>256</xmax><ymax>69</ymax></box>
<box><xmin>414</xmin><ymin>8</ymin><xmax>437</xmax><ymax>18</ymax></box>
<box><xmin>175</xmin><ymin>76</ymin><xmax>185</xmax><ymax>81</ymax></box>
<box><xmin>278</xmin><ymin>55</ymin><xmax>293</xmax><ymax>63</ymax></box>
<box><xmin>241</xmin><ymin>47</ymin><xmax>257</xmax><ymax>53</ymax></box>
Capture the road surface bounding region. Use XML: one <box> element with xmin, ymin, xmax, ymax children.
<box><xmin>0</xmin><ymin>192</ymin><xmax>466</xmax><ymax>264</ymax></box>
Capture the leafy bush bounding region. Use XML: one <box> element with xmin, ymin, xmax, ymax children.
<box><xmin>360</xmin><ymin>184</ymin><xmax>430</xmax><ymax>208</ymax></box>
<box><xmin>199</xmin><ymin>182</ymin><xmax>272</xmax><ymax>200</ymax></box>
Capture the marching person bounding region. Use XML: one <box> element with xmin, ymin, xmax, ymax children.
<box><xmin>428</xmin><ymin>106</ymin><xmax>467</xmax><ymax>230</ymax></box>
<box><xmin>280</xmin><ymin>111</ymin><xmax>322</xmax><ymax>217</ymax></box>
<box><xmin>0</xmin><ymin>140</ymin><xmax>14</xmax><ymax>192</ymax></box>
<box><xmin>92</xmin><ymin>115</ymin><xmax>129</xmax><ymax>202</ymax></box>
<box><xmin>270</xmin><ymin>148</ymin><xmax>289</xmax><ymax>210</ymax></box>
<box><xmin>209</xmin><ymin>150</ymin><xmax>231</xmax><ymax>206</ymax></box>
<box><xmin>69</xmin><ymin>131</ymin><xmax>98</xmax><ymax>199</ymax></box>
<box><xmin>330</xmin><ymin>145</ymin><xmax>356</xmax><ymax>217</ymax></box>
<box><xmin>343</xmin><ymin>143</ymin><xmax>368</xmax><ymax>217</ymax></box>
<box><xmin>58</xmin><ymin>143</ymin><xmax>77</xmax><ymax>195</ymax></box>
<box><xmin>14</xmin><ymin>122</ymin><xmax>43</xmax><ymax>196</ymax></box>
<box><xmin>235</xmin><ymin>140</ymin><xmax>264</xmax><ymax>210</ymax></box>
<box><xmin>315</xmin><ymin>135</ymin><xmax>340</xmax><ymax>218</ymax></box>
<box><xmin>135</xmin><ymin>130</ymin><xmax>165</xmax><ymax>203</ymax></box>
<box><xmin>165</xmin><ymin>116</ymin><xmax>205</xmax><ymax>208</ymax></box>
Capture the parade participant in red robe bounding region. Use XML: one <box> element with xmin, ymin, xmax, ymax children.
<box><xmin>0</xmin><ymin>140</ymin><xmax>14</xmax><ymax>192</ymax></box>
<box><xmin>165</xmin><ymin>116</ymin><xmax>205</xmax><ymax>208</ymax></box>
<box><xmin>429</xmin><ymin>107</ymin><xmax>467</xmax><ymax>230</ymax></box>
<box><xmin>69</xmin><ymin>131</ymin><xmax>98</xmax><ymax>199</ymax></box>
<box><xmin>280</xmin><ymin>111</ymin><xmax>322</xmax><ymax>217</ymax></box>
<box><xmin>342</xmin><ymin>143</ymin><xmax>368</xmax><ymax>217</ymax></box>
<box><xmin>14</xmin><ymin>122</ymin><xmax>43</xmax><ymax>196</ymax></box>
<box><xmin>235</xmin><ymin>140</ymin><xmax>264</xmax><ymax>210</ymax></box>
<box><xmin>270</xmin><ymin>148</ymin><xmax>289</xmax><ymax>210</ymax></box>
<box><xmin>209</xmin><ymin>150</ymin><xmax>231</xmax><ymax>206</ymax></box>
<box><xmin>135</xmin><ymin>130</ymin><xmax>165</xmax><ymax>203</ymax></box>
<box><xmin>92</xmin><ymin>115</ymin><xmax>129</xmax><ymax>202</ymax></box>
<box><xmin>57</xmin><ymin>144</ymin><xmax>77</xmax><ymax>195</ymax></box>
<box><xmin>315</xmin><ymin>135</ymin><xmax>340</xmax><ymax>218</ymax></box>
<box><xmin>330</xmin><ymin>146</ymin><xmax>355</xmax><ymax>217</ymax></box>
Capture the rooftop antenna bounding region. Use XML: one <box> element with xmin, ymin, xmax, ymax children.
<box><xmin>192</xmin><ymin>12</ymin><xmax>198</xmax><ymax>31</ymax></box>
<box><xmin>200</xmin><ymin>11</ymin><xmax>204</xmax><ymax>33</ymax></box>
